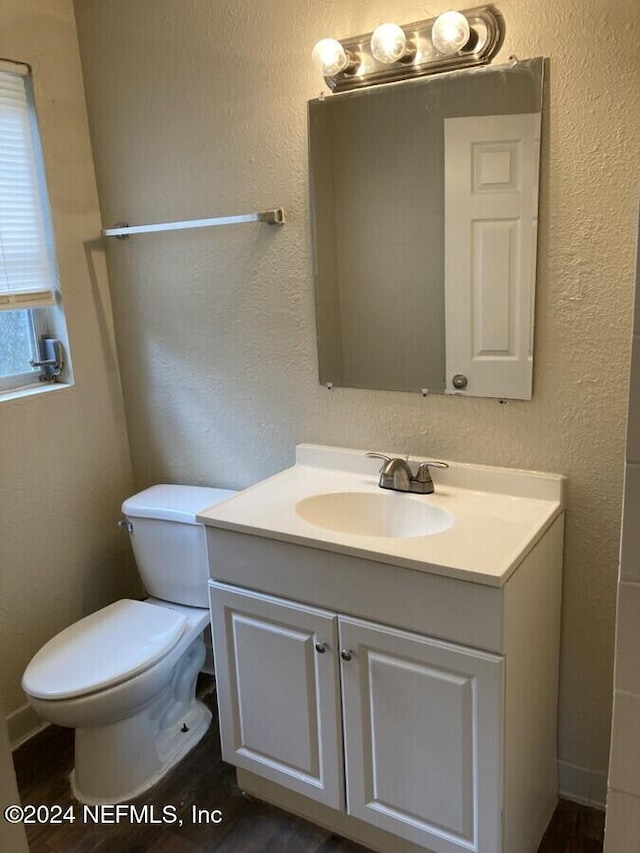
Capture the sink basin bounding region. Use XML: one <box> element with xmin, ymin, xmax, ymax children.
<box><xmin>295</xmin><ymin>491</ymin><xmax>454</xmax><ymax>538</ymax></box>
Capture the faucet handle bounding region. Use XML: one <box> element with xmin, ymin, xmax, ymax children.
<box><xmin>366</xmin><ymin>451</ymin><xmax>392</xmax><ymax>466</ymax></box>
<box><xmin>415</xmin><ymin>460</ymin><xmax>449</xmax><ymax>483</ymax></box>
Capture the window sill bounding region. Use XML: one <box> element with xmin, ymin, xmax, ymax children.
<box><xmin>0</xmin><ymin>381</ymin><xmax>74</xmax><ymax>404</ymax></box>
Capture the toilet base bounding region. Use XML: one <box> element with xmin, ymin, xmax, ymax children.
<box><xmin>71</xmin><ymin>698</ymin><xmax>211</xmax><ymax>805</ymax></box>
<box><xmin>69</xmin><ymin>630</ymin><xmax>211</xmax><ymax>804</ymax></box>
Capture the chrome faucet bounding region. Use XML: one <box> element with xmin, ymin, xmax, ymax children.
<box><xmin>366</xmin><ymin>452</ymin><xmax>449</xmax><ymax>495</ymax></box>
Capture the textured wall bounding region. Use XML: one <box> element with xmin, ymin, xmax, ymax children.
<box><xmin>0</xmin><ymin>0</ymin><xmax>137</xmax><ymax>728</ymax></box>
<box><xmin>74</xmin><ymin>0</ymin><xmax>640</xmax><ymax>796</ymax></box>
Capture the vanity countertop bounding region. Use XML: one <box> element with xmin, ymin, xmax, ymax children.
<box><xmin>197</xmin><ymin>444</ymin><xmax>565</xmax><ymax>588</ymax></box>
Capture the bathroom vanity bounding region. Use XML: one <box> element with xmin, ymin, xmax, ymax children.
<box><xmin>199</xmin><ymin>445</ymin><xmax>565</xmax><ymax>853</ymax></box>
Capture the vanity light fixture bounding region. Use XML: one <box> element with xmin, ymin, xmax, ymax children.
<box><xmin>311</xmin><ymin>5</ymin><xmax>504</xmax><ymax>92</ymax></box>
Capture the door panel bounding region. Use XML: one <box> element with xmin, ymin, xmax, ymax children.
<box><xmin>209</xmin><ymin>582</ymin><xmax>343</xmax><ymax>809</ymax></box>
<box><xmin>363</xmin><ymin>651</ymin><xmax>474</xmax><ymax>836</ymax></box>
<box><xmin>340</xmin><ymin>616</ymin><xmax>504</xmax><ymax>852</ymax></box>
<box><xmin>231</xmin><ymin>613</ymin><xmax>320</xmax><ymax>777</ymax></box>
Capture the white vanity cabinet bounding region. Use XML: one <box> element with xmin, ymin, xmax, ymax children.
<box><xmin>210</xmin><ymin>582</ymin><xmax>504</xmax><ymax>853</ymax></box>
<box><xmin>199</xmin><ymin>444</ymin><xmax>566</xmax><ymax>853</ymax></box>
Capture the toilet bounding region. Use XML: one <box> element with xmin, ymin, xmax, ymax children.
<box><xmin>22</xmin><ymin>484</ymin><xmax>236</xmax><ymax>805</ymax></box>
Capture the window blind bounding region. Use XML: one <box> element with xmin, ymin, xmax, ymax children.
<box><xmin>0</xmin><ymin>63</ymin><xmax>55</xmax><ymax>312</ymax></box>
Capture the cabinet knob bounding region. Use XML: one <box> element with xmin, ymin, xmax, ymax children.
<box><xmin>341</xmin><ymin>649</ymin><xmax>353</xmax><ymax>662</ymax></box>
<box><xmin>315</xmin><ymin>642</ymin><xmax>327</xmax><ymax>654</ymax></box>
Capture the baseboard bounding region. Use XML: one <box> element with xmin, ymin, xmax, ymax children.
<box><xmin>558</xmin><ymin>760</ymin><xmax>607</xmax><ymax>809</ymax></box>
<box><xmin>7</xmin><ymin>702</ymin><xmax>47</xmax><ymax>750</ymax></box>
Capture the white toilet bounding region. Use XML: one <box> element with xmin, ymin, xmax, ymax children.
<box><xmin>22</xmin><ymin>484</ymin><xmax>236</xmax><ymax>805</ymax></box>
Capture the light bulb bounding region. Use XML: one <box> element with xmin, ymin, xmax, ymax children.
<box><xmin>311</xmin><ymin>38</ymin><xmax>350</xmax><ymax>77</ymax></box>
<box><xmin>431</xmin><ymin>11</ymin><xmax>471</xmax><ymax>55</ymax></box>
<box><xmin>370</xmin><ymin>23</ymin><xmax>408</xmax><ymax>65</ymax></box>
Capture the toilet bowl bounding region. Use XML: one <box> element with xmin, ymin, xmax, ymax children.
<box><xmin>22</xmin><ymin>485</ymin><xmax>236</xmax><ymax>804</ymax></box>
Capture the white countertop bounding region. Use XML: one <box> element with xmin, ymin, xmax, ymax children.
<box><xmin>198</xmin><ymin>444</ymin><xmax>565</xmax><ymax>588</ymax></box>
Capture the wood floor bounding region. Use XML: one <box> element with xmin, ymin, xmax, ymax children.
<box><xmin>13</xmin><ymin>678</ymin><xmax>605</xmax><ymax>852</ymax></box>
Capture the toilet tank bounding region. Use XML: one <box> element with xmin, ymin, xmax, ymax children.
<box><xmin>121</xmin><ymin>485</ymin><xmax>237</xmax><ymax>608</ymax></box>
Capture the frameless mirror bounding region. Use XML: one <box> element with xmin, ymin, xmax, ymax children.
<box><xmin>308</xmin><ymin>57</ymin><xmax>544</xmax><ymax>399</ymax></box>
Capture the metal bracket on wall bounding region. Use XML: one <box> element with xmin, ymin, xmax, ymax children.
<box><xmin>102</xmin><ymin>208</ymin><xmax>286</xmax><ymax>239</ymax></box>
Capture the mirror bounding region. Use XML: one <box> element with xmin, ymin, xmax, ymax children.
<box><xmin>308</xmin><ymin>57</ymin><xmax>544</xmax><ymax>399</ymax></box>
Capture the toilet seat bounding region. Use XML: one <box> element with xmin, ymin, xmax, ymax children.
<box><xmin>22</xmin><ymin>599</ymin><xmax>187</xmax><ymax>700</ymax></box>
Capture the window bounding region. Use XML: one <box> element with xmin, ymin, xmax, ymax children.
<box><xmin>0</xmin><ymin>59</ymin><xmax>69</xmax><ymax>395</ymax></box>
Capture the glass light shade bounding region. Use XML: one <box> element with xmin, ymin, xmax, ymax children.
<box><xmin>431</xmin><ymin>11</ymin><xmax>471</xmax><ymax>55</ymax></box>
<box><xmin>370</xmin><ymin>23</ymin><xmax>408</xmax><ymax>64</ymax></box>
<box><xmin>312</xmin><ymin>38</ymin><xmax>350</xmax><ymax>76</ymax></box>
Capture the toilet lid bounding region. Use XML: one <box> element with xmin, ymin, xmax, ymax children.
<box><xmin>122</xmin><ymin>485</ymin><xmax>237</xmax><ymax>523</ymax></box>
<box><xmin>22</xmin><ymin>600</ymin><xmax>187</xmax><ymax>700</ymax></box>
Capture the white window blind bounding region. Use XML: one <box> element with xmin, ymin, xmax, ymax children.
<box><xmin>0</xmin><ymin>62</ymin><xmax>55</xmax><ymax>312</ymax></box>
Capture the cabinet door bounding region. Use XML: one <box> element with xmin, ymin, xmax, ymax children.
<box><xmin>209</xmin><ymin>582</ymin><xmax>343</xmax><ymax>809</ymax></box>
<box><xmin>340</xmin><ymin>616</ymin><xmax>504</xmax><ymax>852</ymax></box>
